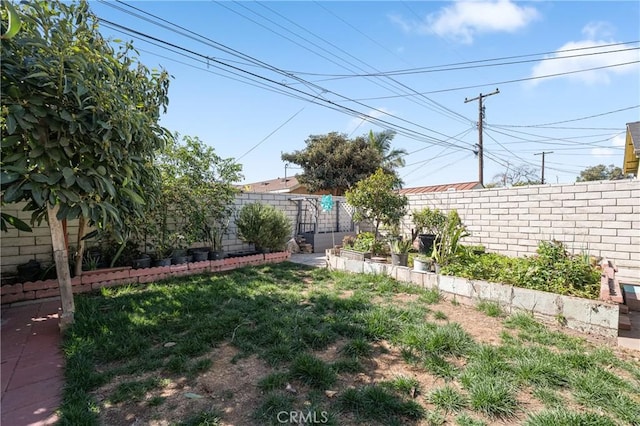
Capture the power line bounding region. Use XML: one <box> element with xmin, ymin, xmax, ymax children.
<box><xmin>96</xmin><ymin>10</ymin><xmax>477</xmax><ymax>152</ymax></box>
<box><xmin>284</xmin><ymin>44</ymin><xmax>640</xmax><ymax>78</ymax></box>
<box><xmin>347</xmin><ymin>61</ymin><xmax>640</xmax><ymax>101</ymax></box>
<box><xmin>488</xmin><ymin>104</ymin><xmax>640</xmax><ymax>128</ymax></box>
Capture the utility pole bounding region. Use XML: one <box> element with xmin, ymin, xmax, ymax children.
<box><xmin>465</xmin><ymin>88</ymin><xmax>499</xmax><ymax>186</ymax></box>
<box><xmin>534</xmin><ymin>151</ymin><xmax>553</xmax><ymax>184</ymax></box>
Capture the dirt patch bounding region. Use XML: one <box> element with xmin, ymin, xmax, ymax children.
<box><xmin>97</xmin><ymin>343</ymin><xmax>272</xmax><ymax>426</ymax></box>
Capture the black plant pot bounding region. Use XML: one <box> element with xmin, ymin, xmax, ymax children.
<box><xmin>17</xmin><ymin>259</ymin><xmax>42</xmax><ymax>282</ymax></box>
<box><xmin>192</xmin><ymin>251</ymin><xmax>209</xmax><ymax>262</ymax></box>
<box><xmin>172</xmin><ymin>255</ymin><xmax>188</xmax><ymax>265</ymax></box>
<box><xmin>155</xmin><ymin>258</ymin><xmax>172</xmax><ymax>267</ymax></box>
<box><xmin>209</xmin><ymin>251</ymin><xmax>225</xmax><ymax>260</ymax></box>
<box><xmin>132</xmin><ymin>256</ymin><xmax>151</xmax><ymax>269</ymax></box>
<box><xmin>418</xmin><ymin>234</ymin><xmax>436</xmax><ymax>255</ymax></box>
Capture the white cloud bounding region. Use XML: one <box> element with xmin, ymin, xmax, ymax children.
<box><xmin>590</xmin><ymin>147</ymin><xmax>615</xmax><ymax>157</ymax></box>
<box><xmin>390</xmin><ymin>0</ymin><xmax>539</xmax><ymax>44</ymax></box>
<box><xmin>611</xmin><ymin>133</ymin><xmax>626</xmax><ymax>147</ymax></box>
<box><xmin>590</xmin><ymin>133</ymin><xmax>626</xmax><ymax>158</ymax></box>
<box><xmin>582</xmin><ymin>21</ymin><xmax>614</xmax><ymax>39</ymax></box>
<box><xmin>529</xmin><ymin>23</ymin><xmax>640</xmax><ymax>86</ymax></box>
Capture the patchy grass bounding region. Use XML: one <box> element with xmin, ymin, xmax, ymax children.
<box><xmin>59</xmin><ymin>262</ymin><xmax>640</xmax><ymax>425</ymax></box>
<box><xmin>476</xmin><ymin>301</ymin><xmax>504</xmax><ymax>317</ymax></box>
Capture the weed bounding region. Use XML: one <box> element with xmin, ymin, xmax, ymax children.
<box><xmin>424</xmin><ymin>354</ymin><xmax>459</xmax><ymax>380</ymax></box>
<box><xmin>381</xmin><ymin>375</ymin><xmax>421</xmax><ymax>396</ymax></box>
<box><xmin>524</xmin><ymin>409</ymin><xmax>616</xmax><ymax>426</ymax></box>
<box><xmin>258</xmin><ymin>372</ymin><xmax>290</xmax><ymax>392</ymax></box>
<box><xmin>419</xmin><ymin>289</ymin><xmax>442</xmax><ymax>304</ymax></box>
<box><xmin>109</xmin><ymin>377</ymin><xmax>162</xmax><ymax>404</ymax></box>
<box><xmin>451</xmin><ymin>298</ymin><xmax>460</xmax><ymax>306</ymax></box>
<box><xmin>476</xmin><ymin>301</ymin><xmax>503</xmax><ymax>317</ymax></box>
<box><xmin>179</xmin><ymin>408</ymin><xmax>223</xmax><ymax>426</ymax></box>
<box><xmin>340</xmin><ymin>338</ymin><xmax>373</xmax><ymax>358</ymax></box>
<box><xmin>338</xmin><ymin>385</ymin><xmax>424</xmax><ymax>424</ymax></box>
<box><xmin>254</xmin><ymin>392</ymin><xmax>295</xmax><ymax>425</ymax></box>
<box><xmin>466</xmin><ymin>378</ymin><xmax>518</xmax><ymax>418</ymax></box>
<box><xmin>289</xmin><ymin>353</ymin><xmax>336</xmax><ymax>389</ymax></box>
<box><xmin>147</xmin><ymin>396</ymin><xmax>165</xmax><ymax>407</ymax></box>
<box><xmin>532</xmin><ymin>386</ymin><xmax>562</xmax><ymax>408</ymax></box>
<box><xmin>428</xmin><ymin>385</ymin><xmax>467</xmax><ymax>413</ymax></box>
<box><xmin>455</xmin><ymin>413</ymin><xmax>488</xmax><ymax>426</ymax></box>
<box><xmin>331</xmin><ymin>357</ymin><xmax>363</xmax><ymax>374</ymax></box>
<box><xmin>433</xmin><ymin>310</ymin><xmax>448</xmax><ymax>320</ymax></box>
<box><xmin>425</xmin><ymin>409</ymin><xmax>446</xmax><ymax>425</ymax></box>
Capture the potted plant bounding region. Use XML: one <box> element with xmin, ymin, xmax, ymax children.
<box><xmin>205</xmin><ymin>221</ymin><xmax>227</xmax><ymax>260</ymax></box>
<box><xmin>389</xmin><ymin>238</ymin><xmax>412</xmax><ymax>266</ymax></box>
<box><xmin>413</xmin><ymin>254</ymin><xmax>433</xmax><ymax>272</ymax></box>
<box><xmin>340</xmin><ymin>232</ymin><xmax>374</xmax><ymax>261</ymax></box>
<box><xmin>431</xmin><ymin>210</ymin><xmax>469</xmax><ymax>273</ymax></box>
<box><xmin>412</xmin><ymin>207</ymin><xmax>447</xmax><ymax>255</ymax></box>
<box><xmin>170</xmin><ymin>233</ymin><xmax>190</xmax><ymax>264</ymax></box>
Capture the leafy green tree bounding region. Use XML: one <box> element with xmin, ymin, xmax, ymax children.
<box><xmin>576</xmin><ymin>164</ymin><xmax>631</xmax><ymax>182</ymax></box>
<box><xmin>154</xmin><ymin>134</ymin><xmax>243</xmax><ymax>252</ymax></box>
<box><xmin>345</xmin><ymin>168</ymin><xmax>408</xmax><ymax>238</ymax></box>
<box><xmin>1</xmin><ymin>0</ymin><xmax>171</xmax><ymax>327</ymax></box>
<box><xmin>281</xmin><ymin>132</ymin><xmax>383</xmax><ymax>195</ymax></box>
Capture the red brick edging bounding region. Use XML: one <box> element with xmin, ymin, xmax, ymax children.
<box><xmin>1</xmin><ymin>251</ymin><xmax>291</xmax><ymax>304</ymax></box>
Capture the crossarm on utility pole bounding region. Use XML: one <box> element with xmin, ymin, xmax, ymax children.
<box><xmin>464</xmin><ymin>88</ymin><xmax>499</xmax><ymax>186</ymax></box>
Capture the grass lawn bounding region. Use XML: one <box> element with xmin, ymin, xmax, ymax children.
<box><xmin>59</xmin><ymin>262</ymin><xmax>640</xmax><ymax>425</ymax></box>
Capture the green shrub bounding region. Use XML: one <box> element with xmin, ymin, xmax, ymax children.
<box><xmin>235</xmin><ymin>203</ymin><xmax>291</xmax><ymax>252</ymax></box>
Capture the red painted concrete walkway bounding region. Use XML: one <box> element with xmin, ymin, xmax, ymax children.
<box><xmin>1</xmin><ymin>299</ymin><xmax>63</xmax><ymax>426</ymax></box>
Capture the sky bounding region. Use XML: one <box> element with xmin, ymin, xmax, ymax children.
<box><xmin>90</xmin><ymin>0</ymin><xmax>640</xmax><ymax>188</ymax></box>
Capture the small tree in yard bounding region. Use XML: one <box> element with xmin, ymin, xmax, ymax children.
<box><xmin>345</xmin><ymin>168</ymin><xmax>408</xmax><ymax>239</ymax></box>
<box><xmin>1</xmin><ymin>0</ymin><xmax>171</xmax><ymax>328</ymax></box>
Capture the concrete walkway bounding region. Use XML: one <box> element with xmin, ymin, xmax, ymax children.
<box><xmin>1</xmin><ymin>299</ymin><xmax>63</xmax><ymax>426</ymax></box>
<box><xmin>289</xmin><ymin>253</ymin><xmax>328</xmax><ymax>268</ymax></box>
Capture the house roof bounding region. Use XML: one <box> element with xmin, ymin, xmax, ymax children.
<box><xmin>398</xmin><ymin>181</ymin><xmax>483</xmax><ymax>195</ymax></box>
<box><xmin>240</xmin><ymin>176</ymin><xmax>301</xmax><ymax>193</ymax></box>
<box><xmin>623</xmin><ymin>121</ymin><xmax>640</xmax><ymax>175</ymax></box>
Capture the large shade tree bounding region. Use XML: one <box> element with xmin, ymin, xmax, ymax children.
<box><xmin>281</xmin><ymin>132</ymin><xmax>382</xmax><ymax>195</ymax></box>
<box><xmin>1</xmin><ymin>0</ymin><xmax>171</xmax><ymax>327</ymax></box>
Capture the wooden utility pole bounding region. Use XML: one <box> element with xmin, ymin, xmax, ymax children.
<box><xmin>534</xmin><ymin>151</ymin><xmax>554</xmax><ymax>184</ymax></box>
<box><xmin>465</xmin><ymin>88</ymin><xmax>499</xmax><ymax>186</ymax></box>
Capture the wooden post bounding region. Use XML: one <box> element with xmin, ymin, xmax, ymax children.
<box><xmin>47</xmin><ymin>203</ymin><xmax>75</xmax><ymax>330</ymax></box>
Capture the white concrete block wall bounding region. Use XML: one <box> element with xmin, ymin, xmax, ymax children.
<box><xmin>402</xmin><ymin>179</ymin><xmax>640</xmax><ymax>279</ymax></box>
<box><xmin>1</xmin><ymin>193</ymin><xmax>351</xmax><ymax>274</ymax></box>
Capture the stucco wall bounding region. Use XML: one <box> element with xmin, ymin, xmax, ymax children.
<box><xmin>400</xmin><ymin>179</ymin><xmax>639</xmax><ymax>279</ymax></box>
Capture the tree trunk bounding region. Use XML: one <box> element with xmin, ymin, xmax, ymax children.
<box><xmin>47</xmin><ymin>203</ymin><xmax>75</xmax><ymax>331</ymax></box>
<box><xmin>74</xmin><ymin>216</ymin><xmax>86</xmax><ymax>277</ymax></box>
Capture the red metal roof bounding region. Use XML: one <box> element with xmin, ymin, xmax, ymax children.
<box><xmin>398</xmin><ymin>181</ymin><xmax>483</xmax><ymax>195</ymax></box>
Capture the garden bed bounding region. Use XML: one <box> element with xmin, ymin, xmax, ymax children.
<box><xmin>327</xmin><ymin>249</ymin><xmax>619</xmax><ymax>338</ymax></box>
<box><xmin>0</xmin><ymin>251</ymin><xmax>290</xmax><ymax>305</ymax></box>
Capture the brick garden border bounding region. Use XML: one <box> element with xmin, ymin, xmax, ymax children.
<box><xmin>1</xmin><ymin>251</ymin><xmax>290</xmax><ymax>305</ymax></box>
<box><xmin>326</xmin><ymin>249</ymin><xmax>619</xmax><ymax>338</ymax></box>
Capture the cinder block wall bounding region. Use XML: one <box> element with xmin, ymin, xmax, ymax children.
<box><xmin>401</xmin><ymin>179</ymin><xmax>639</xmax><ymax>279</ymax></box>
<box><xmin>1</xmin><ymin>193</ymin><xmax>350</xmax><ymax>275</ymax></box>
